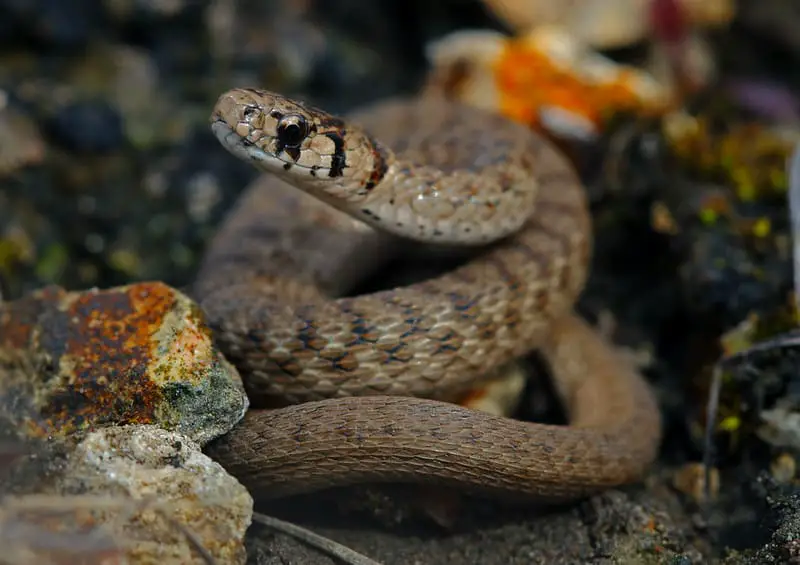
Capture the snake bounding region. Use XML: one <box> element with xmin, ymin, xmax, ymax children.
<box><xmin>195</xmin><ymin>87</ymin><xmax>662</xmax><ymax>503</ymax></box>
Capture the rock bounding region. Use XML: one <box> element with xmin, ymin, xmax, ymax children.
<box><xmin>0</xmin><ymin>93</ymin><xmax>46</xmax><ymax>177</ymax></box>
<box><xmin>57</xmin><ymin>425</ymin><xmax>252</xmax><ymax>565</ymax></box>
<box><xmin>754</xmin><ymin>475</ymin><xmax>800</xmax><ymax>562</ymax></box>
<box><xmin>105</xmin><ymin>0</ymin><xmax>193</xmax><ymax>22</ymax></box>
<box><xmin>0</xmin><ymin>281</ymin><xmax>248</xmax><ymax>445</ymax></box>
<box><xmin>0</xmin><ymin>425</ymin><xmax>252</xmax><ymax>565</ymax></box>
<box><xmin>31</xmin><ymin>0</ymin><xmax>102</xmax><ymax>48</ymax></box>
<box><xmin>737</xmin><ymin>0</ymin><xmax>800</xmax><ymax>61</ymax></box>
<box><xmin>480</xmin><ymin>0</ymin><xmax>735</xmax><ymax>49</ymax></box>
<box><xmin>424</xmin><ymin>27</ymin><xmax>671</xmax><ymax>140</ymax></box>
<box><xmin>0</xmin><ymin>282</ymin><xmax>252</xmax><ymax>563</ymax></box>
<box><xmin>48</xmin><ymin>99</ymin><xmax>125</xmax><ymax>153</ymax></box>
<box><xmin>0</xmin><ymin>493</ymin><xmax>127</xmax><ymax>565</ymax></box>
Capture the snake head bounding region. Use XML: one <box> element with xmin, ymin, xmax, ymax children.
<box><xmin>210</xmin><ymin>88</ymin><xmax>386</xmax><ymax>195</ymax></box>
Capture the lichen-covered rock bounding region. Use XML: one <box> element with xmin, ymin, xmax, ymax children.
<box><xmin>0</xmin><ymin>281</ymin><xmax>248</xmax><ymax>445</ymax></box>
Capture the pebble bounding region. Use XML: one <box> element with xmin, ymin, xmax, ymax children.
<box><xmin>48</xmin><ymin>99</ymin><xmax>125</xmax><ymax>153</ymax></box>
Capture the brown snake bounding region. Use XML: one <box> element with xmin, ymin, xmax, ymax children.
<box><xmin>195</xmin><ymin>88</ymin><xmax>662</xmax><ymax>502</ymax></box>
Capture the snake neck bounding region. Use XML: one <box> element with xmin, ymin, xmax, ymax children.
<box><xmin>283</xmin><ymin>126</ymin><xmax>397</xmax><ymax>217</ymax></box>
<box><xmin>210</xmin><ymin>88</ymin><xmax>539</xmax><ymax>246</ymax></box>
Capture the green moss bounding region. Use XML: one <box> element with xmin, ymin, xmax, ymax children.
<box><xmin>34</xmin><ymin>243</ymin><xmax>68</xmax><ymax>283</ymax></box>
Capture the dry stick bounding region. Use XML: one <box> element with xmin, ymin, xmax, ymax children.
<box><xmin>703</xmin><ymin>143</ymin><xmax>800</xmax><ymax>501</ymax></box>
<box><xmin>789</xmin><ymin>142</ymin><xmax>800</xmax><ymax>301</ymax></box>
<box><xmin>251</xmin><ymin>512</ymin><xmax>383</xmax><ymax>565</ymax></box>
<box><xmin>703</xmin><ymin>364</ymin><xmax>723</xmax><ymax>504</ymax></box>
<box><xmin>113</xmin><ymin>495</ymin><xmax>219</xmax><ymax>565</ymax></box>
<box><xmin>165</xmin><ymin>514</ymin><xmax>218</xmax><ymax>565</ymax></box>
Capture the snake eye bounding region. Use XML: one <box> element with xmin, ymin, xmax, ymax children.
<box><xmin>276</xmin><ymin>114</ymin><xmax>308</xmax><ymax>148</ymax></box>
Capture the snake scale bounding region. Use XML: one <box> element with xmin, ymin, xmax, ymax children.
<box><xmin>195</xmin><ymin>88</ymin><xmax>662</xmax><ymax>502</ymax></box>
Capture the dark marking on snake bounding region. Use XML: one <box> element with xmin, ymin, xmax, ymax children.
<box><xmin>325</xmin><ymin>132</ymin><xmax>346</xmax><ymax>177</ymax></box>
<box><xmin>364</xmin><ymin>136</ymin><xmax>389</xmax><ymax>191</ymax></box>
<box><xmin>361</xmin><ymin>209</ymin><xmax>381</xmax><ymax>221</ymax></box>
<box><xmin>484</xmin><ymin>255</ymin><xmax>518</xmax><ymax>287</ymax></box>
<box><xmin>283</xmin><ymin>146</ymin><xmax>301</xmax><ymax>161</ymax></box>
<box><xmin>316</xmin><ymin>114</ymin><xmax>347</xmax><ymax>131</ymax></box>
<box><xmin>434</xmin><ymin>344</ymin><xmax>459</xmax><ymax>355</ymax></box>
<box><xmin>292</xmin><ymin>423</ymin><xmax>308</xmax><ymax>443</ymax></box>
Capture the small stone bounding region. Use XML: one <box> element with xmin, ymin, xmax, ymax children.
<box><xmin>0</xmin><ymin>94</ymin><xmax>46</xmax><ymax>177</ymax></box>
<box><xmin>105</xmin><ymin>0</ymin><xmax>192</xmax><ymax>24</ymax></box>
<box><xmin>48</xmin><ymin>99</ymin><xmax>125</xmax><ymax>153</ymax></box>
<box><xmin>32</xmin><ymin>0</ymin><xmax>101</xmax><ymax>48</ymax></box>
<box><xmin>770</xmin><ymin>452</ymin><xmax>797</xmax><ymax>484</ymax></box>
<box><xmin>672</xmin><ymin>462</ymin><xmax>719</xmax><ymax>503</ymax></box>
<box><xmin>5</xmin><ymin>425</ymin><xmax>252</xmax><ymax>565</ymax></box>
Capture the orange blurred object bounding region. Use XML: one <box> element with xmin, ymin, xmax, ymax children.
<box><xmin>496</xmin><ymin>32</ymin><xmax>671</xmax><ymax>138</ymax></box>
<box><xmin>426</xmin><ymin>27</ymin><xmax>672</xmax><ymax>140</ymax></box>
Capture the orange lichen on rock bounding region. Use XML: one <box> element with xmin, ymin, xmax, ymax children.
<box><xmin>425</xmin><ymin>27</ymin><xmax>672</xmax><ymax>141</ymax></box>
<box><xmin>494</xmin><ymin>27</ymin><xmax>673</xmax><ymax>139</ymax></box>
<box><xmin>0</xmin><ymin>282</ymin><xmax>246</xmax><ymax>441</ymax></box>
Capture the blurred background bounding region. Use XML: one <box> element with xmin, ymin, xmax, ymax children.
<box><xmin>0</xmin><ymin>0</ymin><xmax>794</xmax><ymax>297</ymax></box>
<box><xmin>4</xmin><ymin>0</ymin><xmax>800</xmax><ymax>561</ymax></box>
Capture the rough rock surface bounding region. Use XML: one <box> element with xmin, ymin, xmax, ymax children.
<box><xmin>0</xmin><ymin>281</ymin><xmax>252</xmax><ymax>564</ymax></box>
<box><xmin>0</xmin><ymin>281</ymin><xmax>248</xmax><ymax>443</ymax></box>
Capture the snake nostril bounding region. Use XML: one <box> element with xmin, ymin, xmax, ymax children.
<box><xmin>243</xmin><ymin>105</ymin><xmax>259</xmax><ymax>120</ymax></box>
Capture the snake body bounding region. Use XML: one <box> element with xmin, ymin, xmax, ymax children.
<box><xmin>196</xmin><ymin>88</ymin><xmax>662</xmax><ymax>501</ymax></box>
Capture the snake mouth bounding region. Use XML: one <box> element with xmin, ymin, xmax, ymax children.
<box><xmin>210</xmin><ymin>118</ymin><xmax>277</xmax><ymax>168</ymax></box>
<box><xmin>211</xmin><ymin>116</ymin><xmax>334</xmax><ymax>179</ymax></box>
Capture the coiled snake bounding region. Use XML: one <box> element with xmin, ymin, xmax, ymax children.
<box><xmin>195</xmin><ymin>88</ymin><xmax>662</xmax><ymax>502</ymax></box>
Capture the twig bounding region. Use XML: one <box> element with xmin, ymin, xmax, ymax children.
<box><xmin>788</xmin><ymin>142</ymin><xmax>800</xmax><ymax>302</ymax></box>
<box><xmin>251</xmin><ymin>512</ymin><xmax>383</xmax><ymax>565</ymax></box>
<box><xmin>703</xmin><ymin>363</ymin><xmax>723</xmax><ymax>505</ymax></box>
<box><xmin>166</xmin><ymin>514</ymin><xmax>218</xmax><ymax>565</ymax></box>
<box><xmin>107</xmin><ymin>495</ymin><xmax>218</xmax><ymax>564</ymax></box>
